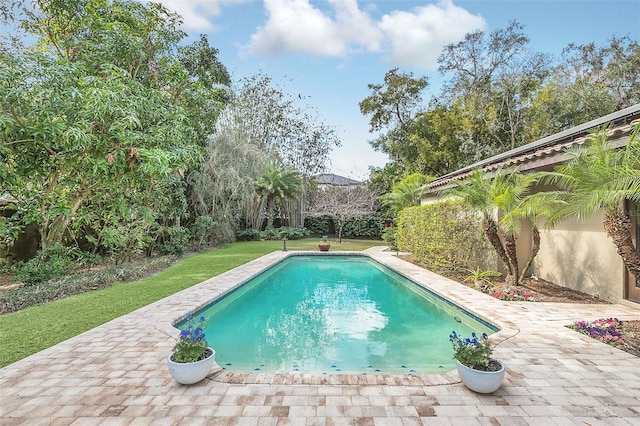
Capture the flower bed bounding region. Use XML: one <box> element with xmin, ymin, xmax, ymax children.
<box><xmin>568</xmin><ymin>317</ymin><xmax>626</xmax><ymax>346</ymax></box>
<box><xmin>491</xmin><ymin>288</ymin><xmax>535</xmax><ymax>302</ymax></box>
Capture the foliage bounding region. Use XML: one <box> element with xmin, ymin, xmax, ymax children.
<box><xmin>157</xmin><ymin>226</ymin><xmax>190</xmax><ymax>256</ymax></box>
<box><xmin>446</xmin><ymin>167</ymin><xmax>537</xmax><ymax>283</ymax></box>
<box><xmin>438</xmin><ymin>21</ymin><xmax>550</xmax><ymax>160</ymax></box>
<box><xmin>491</xmin><ymin>289</ymin><xmax>535</xmax><ymax>302</ymax></box>
<box><xmin>541</xmin><ymin>125</ymin><xmax>640</xmax><ymax>278</ymax></box>
<box><xmin>304</xmin><ymin>215</ymin><xmax>332</xmax><ymax>235</ymax></box>
<box><xmin>359</xmin><ymin>68</ymin><xmax>428</xmax><ymax>167</ymax></box>
<box><xmin>306</xmin><ymin>185</ymin><xmax>378</xmax><ymax>242</ymax></box>
<box><xmin>10</xmin><ymin>244</ymin><xmax>98</xmax><ymax>285</ymax></box>
<box><xmin>342</xmin><ymin>214</ymin><xmax>385</xmax><ymax>238</ymax></box>
<box><xmin>171</xmin><ymin>314</ymin><xmax>209</xmax><ymax>363</ymax></box>
<box><xmin>277</xmin><ymin>226</ymin><xmax>310</xmax><ymax>240</ymax></box>
<box><xmin>235</xmin><ymin>228</ymin><xmax>263</xmax><ymax>242</ymax></box>
<box><xmin>568</xmin><ymin>318</ymin><xmax>626</xmax><ymax>347</ymax></box>
<box><xmin>382</xmin><ymin>225</ymin><xmax>398</xmax><ymax>251</ymax></box>
<box><xmin>1</xmin><ymin>255</ymin><xmax>176</xmax><ymax>314</ymax></box>
<box><xmin>464</xmin><ymin>267</ymin><xmax>502</xmax><ymax>286</ymax></box>
<box><xmin>396</xmin><ymin>201</ymin><xmax>489</xmax><ymax>273</ymax></box>
<box><xmin>1</xmin><ymin>0</ymin><xmax>231</xmax><ymax>257</ymax></box>
<box><xmin>380</xmin><ymin>173</ymin><xmax>434</xmax><ymax>216</ymax></box>
<box><xmin>190</xmin><ymin>215</ymin><xmax>216</xmax><ymax>251</ymax></box>
<box><xmin>449</xmin><ymin>331</ymin><xmax>494</xmax><ymax>370</ymax></box>
<box><xmin>255</xmin><ymin>165</ymin><xmax>304</xmax><ymax>229</ymax></box>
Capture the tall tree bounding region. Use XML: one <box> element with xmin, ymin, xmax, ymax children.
<box><xmin>359</xmin><ymin>68</ymin><xmax>428</xmax><ymax>166</ymax></box>
<box><xmin>254</xmin><ymin>165</ymin><xmax>304</xmax><ymax>229</ymax></box>
<box><xmin>437</xmin><ymin>21</ymin><xmax>550</xmax><ymax>161</ymax></box>
<box><xmin>1</xmin><ymin>0</ymin><xmax>227</xmax><ymax>252</ymax></box>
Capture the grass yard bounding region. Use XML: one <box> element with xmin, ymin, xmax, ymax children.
<box><xmin>0</xmin><ymin>238</ymin><xmax>381</xmax><ymax>368</ymax></box>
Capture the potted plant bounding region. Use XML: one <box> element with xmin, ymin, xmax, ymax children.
<box><xmin>167</xmin><ymin>314</ymin><xmax>216</xmax><ymax>384</ymax></box>
<box><xmin>449</xmin><ymin>331</ymin><xmax>505</xmax><ymax>393</ymax></box>
<box><xmin>318</xmin><ymin>235</ymin><xmax>331</xmax><ymax>252</ymax></box>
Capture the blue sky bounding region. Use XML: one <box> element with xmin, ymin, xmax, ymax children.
<box><xmin>147</xmin><ymin>0</ymin><xmax>639</xmax><ymax>180</ymax></box>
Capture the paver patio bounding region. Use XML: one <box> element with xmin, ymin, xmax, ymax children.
<box><xmin>1</xmin><ymin>247</ymin><xmax>640</xmax><ymax>425</ymax></box>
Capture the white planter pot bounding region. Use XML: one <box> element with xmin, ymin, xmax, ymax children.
<box><xmin>167</xmin><ymin>348</ymin><xmax>216</xmax><ymax>385</ymax></box>
<box><xmin>455</xmin><ymin>359</ymin><xmax>505</xmax><ymax>393</ymax></box>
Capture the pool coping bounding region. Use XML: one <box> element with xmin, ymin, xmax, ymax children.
<box><xmin>155</xmin><ymin>247</ymin><xmax>520</xmax><ymax>386</ymax></box>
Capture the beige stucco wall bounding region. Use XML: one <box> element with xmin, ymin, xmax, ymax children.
<box><xmin>534</xmin><ymin>214</ymin><xmax>625</xmax><ymax>303</ymax></box>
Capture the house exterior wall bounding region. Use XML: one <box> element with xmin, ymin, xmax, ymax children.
<box><xmin>534</xmin><ymin>214</ymin><xmax>624</xmax><ymax>303</ymax></box>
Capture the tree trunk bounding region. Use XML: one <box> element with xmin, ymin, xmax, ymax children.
<box><xmin>603</xmin><ymin>210</ymin><xmax>640</xmax><ymax>278</ymax></box>
<box><xmin>519</xmin><ymin>225</ymin><xmax>540</xmax><ymax>283</ymax></box>
<box><xmin>482</xmin><ymin>218</ymin><xmax>512</xmax><ymax>276</ymax></box>
<box><xmin>502</xmin><ymin>232</ymin><xmax>519</xmax><ymax>285</ymax></box>
<box><xmin>41</xmin><ymin>216</ymin><xmax>68</xmax><ymax>251</ymax></box>
<box><xmin>265</xmin><ymin>196</ymin><xmax>275</xmax><ymax>229</ymax></box>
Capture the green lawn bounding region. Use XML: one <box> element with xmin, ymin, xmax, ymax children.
<box><xmin>0</xmin><ymin>238</ymin><xmax>382</xmax><ymax>368</ymax></box>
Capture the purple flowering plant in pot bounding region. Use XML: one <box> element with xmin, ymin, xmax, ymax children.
<box><xmin>449</xmin><ymin>331</ymin><xmax>505</xmax><ymax>393</ymax></box>
<box><xmin>167</xmin><ymin>314</ymin><xmax>216</xmax><ymax>384</ymax></box>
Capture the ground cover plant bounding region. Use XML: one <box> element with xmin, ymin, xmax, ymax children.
<box><xmin>0</xmin><ymin>238</ymin><xmax>380</xmax><ymax>368</ymax></box>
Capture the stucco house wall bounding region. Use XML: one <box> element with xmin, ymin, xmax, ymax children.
<box><xmin>534</xmin><ymin>214</ymin><xmax>624</xmax><ymax>303</ymax></box>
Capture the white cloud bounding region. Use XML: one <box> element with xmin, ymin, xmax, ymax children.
<box><xmin>247</xmin><ymin>0</ymin><xmax>381</xmax><ymax>57</ymax></box>
<box><xmin>379</xmin><ymin>0</ymin><xmax>486</xmax><ymax>70</ymax></box>
<box><xmin>149</xmin><ymin>0</ymin><xmax>248</xmax><ymax>32</ymax></box>
<box><xmin>245</xmin><ymin>0</ymin><xmax>485</xmax><ymax>69</ymax></box>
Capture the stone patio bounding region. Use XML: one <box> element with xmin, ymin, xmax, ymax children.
<box><xmin>1</xmin><ymin>247</ymin><xmax>640</xmax><ymax>425</ymax></box>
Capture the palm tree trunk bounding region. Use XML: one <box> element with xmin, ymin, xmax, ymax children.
<box><xmin>482</xmin><ymin>218</ymin><xmax>512</xmax><ymax>276</ymax></box>
<box><xmin>519</xmin><ymin>225</ymin><xmax>540</xmax><ymax>282</ymax></box>
<box><xmin>502</xmin><ymin>232</ymin><xmax>519</xmax><ymax>285</ymax></box>
<box><xmin>603</xmin><ymin>210</ymin><xmax>640</xmax><ymax>278</ymax></box>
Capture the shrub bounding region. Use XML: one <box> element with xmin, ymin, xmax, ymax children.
<box><xmin>304</xmin><ymin>215</ymin><xmax>332</xmax><ymax>235</ymax></box>
<box><xmin>10</xmin><ymin>244</ymin><xmax>87</xmax><ymax>285</ymax></box>
<box><xmin>157</xmin><ymin>226</ymin><xmax>190</xmax><ymax>256</ymax></box>
<box><xmin>277</xmin><ymin>226</ymin><xmax>310</xmax><ymax>240</ymax></box>
<box><xmin>342</xmin><ymin>214</ymin><xmax>384</xmax><ymax>238</ymax></box>
<box><xmin>190</xmin><ymin>215</ymin><xmax>215</xmax><ymax>250</ymax></box>
<box><xmin>235</xmin><ymin>228</ymin><xmax>263</xmax><ymax>242</ymax></box>
<box><xmin>396</xmin><ymin>200</ymin><xmax>490</xmax><ymax>273</ymax></box>
<box><xmin>382</xmin><ymin>225</ymin><xmax>398</xmax><ymax>251</ymax></box>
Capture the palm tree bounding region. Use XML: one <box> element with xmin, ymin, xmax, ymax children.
<box><xmin>543</xmin><ymin>124</ymin><xmax>640</xmax><ymax>277</ymax></box>
<box><xmin>254</xmin><ymin>165</ymin><xmax>304</xmax><ymax>229</ymax></box>
<box><xmin>381</xmin><ymin>173</ymin><xmax>434</xmax><ymax>215</ymax></box>
<box><xmin>447</xmin><ymin>168</ymin><xmax>536</xmax><ymax>284</ymax></box>
<box><xmin>502</xmin><ymin>188</ymin><xmax>563</xmax><ymax>282</ymax></box>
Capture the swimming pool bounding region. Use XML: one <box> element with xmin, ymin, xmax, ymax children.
<box><xmin>180</xmin><ymin>255</ymin><xmax>496</xmax><ymax>375</ymax></box>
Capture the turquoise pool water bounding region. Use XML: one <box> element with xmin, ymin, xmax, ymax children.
<box><xmin>186</xmin><ymin>255</ymin><xmax>496</xmax><ymax>375</ymax></box>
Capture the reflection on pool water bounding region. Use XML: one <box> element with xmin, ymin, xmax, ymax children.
<box><xmin>183</xmin><ymin>255</ymin><xmax>496</xmax><ymax>375</ymax></box>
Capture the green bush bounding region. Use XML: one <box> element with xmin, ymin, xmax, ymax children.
<box><xmin>396</xmin><ymin>200</ymin><xmax>489</xmax><ymax>273</ymax></box>
<box><xmin>343</xmin><ymin>214</ymin><xmax>384</xmax><ymax>238</ymax></box>
<box><xmin>277</xmin><ymin>226</ymin><xmax>310</xmax><ymax>240</ymax></box>
<box><xmin>10</xmin><ymin>244</ymin><xmax>97</xmax><ymax>285</ymax></box>
<box><xmin>304</xmin><ymin>215</ymin><xmax>332</xmax><ymax>235</ymax></box>
<box><xmin>382</xmin><ymin>226</ymin><xmax>398</xmax><ymax>251</ymax></box>
<box><xmin>235</xmin><ymin>228</ymin><xmax>263</xmax><ymax>242</ymax></box>
<box><xmin>190</xmin><ymin>215</ymin><xmax>215</xmax><ymax>250</ymax></box>
<box><xmin>157</xmin><ymin>226</ymin><xmax>190</xmax><ymax>256</ymax></box>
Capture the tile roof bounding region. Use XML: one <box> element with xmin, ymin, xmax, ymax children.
<box><xmin>315</xmin><ymin>173</ymin><xmax>361</xmax><ymax>186</ymax></box>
